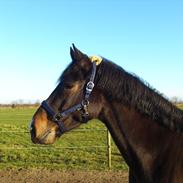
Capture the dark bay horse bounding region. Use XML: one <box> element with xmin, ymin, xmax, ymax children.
<box><xmin>30</xmin><ymin>45</ymin><xmax>183</xmax><ymax>183</ymax></box>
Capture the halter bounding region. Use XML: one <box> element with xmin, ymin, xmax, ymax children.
<box><xmin>41</xmin><ymin>59</ymin><xmax>100</xmax><ymax>135</ymax></box>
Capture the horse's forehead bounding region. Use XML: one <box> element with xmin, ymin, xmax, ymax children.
<box><xmin>59</xmin><ymin>64</ymin><xmax>75</xmax><ymax>81</ymax></box>
<box><xmin>64</xmin><ymin>63</ymin><xmax>78</xmax><ymax>75</ymax></box>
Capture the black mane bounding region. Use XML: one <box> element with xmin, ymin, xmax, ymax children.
<box><xmin>96</xmin><ymin>59</ymin><xmax>183</xmax><ymax>132</ymax></box>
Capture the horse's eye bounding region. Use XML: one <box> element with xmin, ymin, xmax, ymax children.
<box><xmin>64</xmin><ymin>83</ymin><xmax>73</xmax><ymax>89</ymax></box>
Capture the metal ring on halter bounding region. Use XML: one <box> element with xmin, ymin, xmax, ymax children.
<box><xmin>81</xmin><ymin>99</ymin><xmax>89</xmax><ymax>107</ymax></box>
<box><xmin>54</xmin><ymin>113</ymin><xmax>63</xmax><ymax>121</ymax></box>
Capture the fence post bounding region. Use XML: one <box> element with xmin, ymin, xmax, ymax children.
<box><xmin>107</xmin><ymin>130</ymin><xmax>111</xmax><ymax>169</ymax></box>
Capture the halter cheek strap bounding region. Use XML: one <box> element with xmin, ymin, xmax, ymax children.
<box><xmin>41</xmin><ymin>57</ymin><xmax>102</xmax><ymax>135</ymax></box>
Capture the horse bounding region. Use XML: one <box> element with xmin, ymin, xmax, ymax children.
<box><xmin>30</xmin><ymin>44</ymin><xmax>183</xmax><ymax>183</ymax></box>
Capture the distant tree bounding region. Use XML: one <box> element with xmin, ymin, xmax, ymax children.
<box><xmin>17</xmin><ymin>99</ymin><xmax>24</xmax><ymax>104</ymax></box>
<box><xmin>170</xmin><ymin>96</ymin><xmax>183</xmax><ymax>104</ymax></box>
<box><xmin>11</xmin><ymin>104</ymin><xmax>16</xmax><ymax>108</ymax></box>
<box><xmin>34</xmin><ymin>100</ymin><xmax>40</xmax><ymax>106</ymax></box>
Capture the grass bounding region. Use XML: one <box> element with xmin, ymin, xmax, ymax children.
<box><xmin>0</xmin><ymin>104</ymin><xmax>182</xmax><ymax>170</ymax></box>
<box><xmin>0</xmin><ymin>107</ymin><xmax>127</xmax><ymax>170</ymax></box>
<box><xmin>177</xmin><ymin>103</ymin><xmax>183</xmax><ymax>110</ymax></box>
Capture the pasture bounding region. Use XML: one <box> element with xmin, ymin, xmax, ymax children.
<box><xmin>0</xmin><ymin>107</ymin><xmax>127</xmax><ymax>170</ymax></box>
<box><xmin>0</xmin><ymin>105</ymin><xmax>182</xmax><ymax>183</ymax></box>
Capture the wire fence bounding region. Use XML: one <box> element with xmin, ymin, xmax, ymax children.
<box><xmin>0</xmin><ymin>128</ymin><xmax>113</xmax><ymax>169</ymax></box>
<box><xmin>0</xmin><ymin>107</ymin><xmax>127</xmax><ymax>170</ymax></box>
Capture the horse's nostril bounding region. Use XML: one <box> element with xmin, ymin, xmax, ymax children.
<box><xmin>29</xmin><ymin>120</ymin><xmax>34</xmax><ymax>131</ymax></box>
<box><xmin>29</xmin><ymin>121</ymin><xmax>36</xmax><ymax>139</ymax></box>
<box><xmin>30</xmin><ymin>126</ymin><xmax>37</xmax><ymax>144</ymax></box>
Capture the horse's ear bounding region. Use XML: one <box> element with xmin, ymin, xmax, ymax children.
<box><xmin>70</xmin><ymin>44</ymin><xmax>86</xmax><ymax>62</ymax></box>
<box><xmin>70</xmin><ymin>44</ymin><xmax>91</xmax><ymax>72</ymax></box>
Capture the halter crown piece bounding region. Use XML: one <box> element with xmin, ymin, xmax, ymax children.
<box><xmin>41</xmin><ymin>56</ymin><xmax>103</xmax><ymax>135</ymax></box>
<box><xmin>90</xmin><ymin>55</ymin><xmax>102</xmax><ymax>65</ymax></box>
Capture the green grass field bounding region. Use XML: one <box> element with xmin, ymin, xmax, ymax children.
<box><xmin>177</xmin><ymin>103</ymin><xmax>183</xmax><ymax>109</ymax></box>
<box><xmin>0</xmin><ymin>107</ymin><xmax>127</xmax><ymax>170</ymax></box>
<box><xmin>0</xmin><ymin>105</ymin><xmax>182</xmax><ymax>170</ymax></box>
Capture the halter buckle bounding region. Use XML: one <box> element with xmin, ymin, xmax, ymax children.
<box><xmin>86</xmin><ymin>81</ymin><xmax>94</xmax><ymax>93</ymax></box>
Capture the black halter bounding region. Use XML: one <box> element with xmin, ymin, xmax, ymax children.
<box><xmin>41</xmin><ymin>62</ymin><xmax>97</xmax><ymax>134</ymax></box>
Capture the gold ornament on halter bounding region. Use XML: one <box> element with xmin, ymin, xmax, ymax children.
<box><xmin>90</xmin><ymin>55</ymin><xmax>102</xmax><ymax>65</ymax></box>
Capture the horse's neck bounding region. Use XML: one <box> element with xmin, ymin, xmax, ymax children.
<box><xmin>99</xmin><ymin>100</ymin><xmax>179</xmax><ymax>181</ymax></box>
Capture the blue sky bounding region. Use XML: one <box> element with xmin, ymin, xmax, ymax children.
<box><xmin>0</xmin><ymin>0</ymin><xmax>182</xmax><ymax>103</ymax></box>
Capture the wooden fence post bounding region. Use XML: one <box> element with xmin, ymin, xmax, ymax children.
<box><xmin>107</xmin><ymin>130</ymin><xmax>111</xmax><ymax>169</ymax></box>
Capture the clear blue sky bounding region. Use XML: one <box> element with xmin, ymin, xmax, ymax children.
<box><xmin>0</xmin><ymin>0</ymin><xmax>182</xmax><ymax>104</ymax></box>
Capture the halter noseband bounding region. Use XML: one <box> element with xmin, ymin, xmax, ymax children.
<box><xmin>41</xmin><ymin>60</ymin><xmax>99</xmax><ymax>135</ymax></box>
